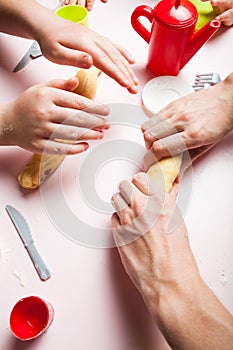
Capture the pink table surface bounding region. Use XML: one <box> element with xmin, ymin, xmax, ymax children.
<box><xmin>0</xmin><ymin>1</ymin><xmax>233</xmax><ymax>349</ymax></box>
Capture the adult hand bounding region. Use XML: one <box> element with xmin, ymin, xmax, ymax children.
<box><xmin>142</xmin><ymin>73</ymin><xmax>233</xmax><ymax>162</ymax></box>
<box><xmin>0</xmin><ymin>78</ymin><xmax>109</xmax><ymax>154</ymax></box>
<box><xmin>36</xmin><ymin>15</ymin><xmax>138</xmax><ymax>94</ymax></box>
<box><xmin>63</xmin><ymin>0</ymin><xmax>108</xmax><ymax>12</ymax></box>
<box><xmin>111</xmin><ymin>172</ymin><xmax>199</xmax><ymax>296</ymax></box>
<box><xmin>111</xmin><ymin>172</ymin><xmax>233</xmax><ymax>349</ymax></box>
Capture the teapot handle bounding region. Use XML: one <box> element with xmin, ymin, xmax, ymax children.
<box><xmin>131</xmin><ymin>5</ymin><xmax>154</xmax><ymax>44</ymax></box>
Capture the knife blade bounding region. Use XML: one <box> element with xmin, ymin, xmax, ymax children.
<box><xmin>13</xmin><ymin>41</ymin><xmax>42</xmax><ymax>73</ymax></box>
<box><xmin>5</xmin><ymin>205</ymin><xmax>51</xmax><ymax>281</ymax></box>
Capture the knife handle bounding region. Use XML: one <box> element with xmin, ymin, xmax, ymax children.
<box><xmin>26</xmin><ymin>243</ymin><xmax>51</xmax><ymax>281</ymax></box>
<box><xmin>30</xmin><ymin>41</ymin><xmax>42</xmax><ymax>58</ymax></box>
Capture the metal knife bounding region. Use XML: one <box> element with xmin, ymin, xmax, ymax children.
<box><xmin>13</xmin><ymin>40</ymin><xmax>42</xmax><ymax>73</ymax></box>
<box><xmin>5</xmin><ymin>205</ymin><xmax>51</xmax><ymax>281</ymax></box>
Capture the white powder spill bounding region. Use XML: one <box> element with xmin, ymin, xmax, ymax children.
<box><xmin>13</xmin><ymin>271</ymin><xmax>25</xmax><ymax>287</ymax></box>
<box><xmin>219</xmin><ymin>270</ymin><xmax>229</xmax><ymax>288</ymax></box>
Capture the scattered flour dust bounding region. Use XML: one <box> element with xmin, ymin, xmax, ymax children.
<box><xmin>13</xmin><ymin>271</ymin><xmax>25</xmax><ymax>287</ymax></box>
<box><xmin>219</xmin><ymin>270</ymin><xmax>230</xmax><ymax>288</ymax></box>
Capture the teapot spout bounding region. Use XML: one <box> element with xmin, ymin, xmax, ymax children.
<box><xmin>181</xmin><ymin>19</ymin><xmax>221</xmax><ymax>69</ymax></box>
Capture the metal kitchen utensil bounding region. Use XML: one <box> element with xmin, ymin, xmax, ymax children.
<box><xmin>13</xmin><ymin>41</ymin><xmax>42</xmax><ymax>73</ymax></box>
<box><xmin>192</xmin><ymin>72</ymin><xmax>221</xmax><ymax>91</ymax></box>
<box><xmin>194</xmin><ymin>72</ymin><xmax>222</xmax><ymax>85</ymax></box>
<box><xmin>5</xmin><ymin>205</ymin><xmax>51</xmax><ymax>281</ymax></box>
<box><xmin>192</xmin><ymin>82</ymin><xmax>211</xmax><ymax>91</ymax></box>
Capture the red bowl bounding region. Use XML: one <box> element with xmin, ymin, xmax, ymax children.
<box><xmin>10</xmin><ymin>296</ymin><xmax>54</xmax><ymax>341</ymax></box>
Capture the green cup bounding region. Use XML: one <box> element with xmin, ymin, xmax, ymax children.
<box><xmin>56</xmin><ymin>5</ymin><xmax>88</xmax><ymax>27</ymax></box>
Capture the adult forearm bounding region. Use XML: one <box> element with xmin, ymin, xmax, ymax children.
<box><xmin>0</xmin><ymin>0</ymin><xmax>53</xmax><ymax>39</ymax></box>
<box><xmin>112</xmin><ymin>174</ymin><xmax>233</xmax><ymax>348</ymax></box>
<box><xmin>146</xmin><ymin>278</ymin><xmax>233</xmax><ymax>350</ymax></box>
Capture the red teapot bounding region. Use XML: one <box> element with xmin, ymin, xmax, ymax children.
<box><xmin>131</xmin><ymin>0</ymin><xmax>221</xmax><ymax>76</ymax></box>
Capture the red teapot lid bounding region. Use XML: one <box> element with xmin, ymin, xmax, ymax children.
<box><xmin>155</xmin><ymin>0</ymin><xmax>198</xmax><ymax>27</ymax></box>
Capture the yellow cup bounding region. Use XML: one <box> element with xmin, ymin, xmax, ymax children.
<box><xmin>56</xmin><ymin>5</ymin><xmax>88</xmax><ymax>27</ymax></box>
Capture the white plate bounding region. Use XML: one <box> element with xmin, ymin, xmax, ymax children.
<box><xmin>142</xmin><ymin>76</ymin><xmax>194</xmax><ymax>114</ymax></box>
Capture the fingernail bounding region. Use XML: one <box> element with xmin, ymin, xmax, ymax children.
<box><xmin>123</xmin><ymin>79</ymin><xmax>130</xmax><ymax>86</ymax></box>
<box><xmin>79</xmin><ymin>143</ymin><xmax>89</xmax><ymax>151</ymax></box>
<box><xmin>82</xmin><ymin>55</ymin><xmax>92</xmax><ymax>68</ymax></box>
<box><xmin>98</xmin><ymin>132</ymin><xmax>104</xmax><ymax>139</ymax></box>
<box><xmin>144</xmin><ymin>132</ymin><xmax>151</xmax><ymax>141</ymax></box>
<box><xmin>133</xmin><ymin>76</ymin><xmax>139</xmax><ymax>85</ymax></box>
<box><xmin>128</xmin><ymin>84</ymin><xmax>138</xmax><ymax>94</ymax></box>
<box><xmin>103</xmin><ymin>105</ymin><xmax>110</xmax><ymax>115</ymax></box>
<box><xmin>103</xmin><ymin>123</ymin><xmax>110</xmax><ymax>129</ymax></box>
<box><xmin>133</xmin><ymin>172</ymin><xmax>147</xmax><ymax>182</ymax></box>
<box><xmin>128</xmin><ymin>54</ymin><xmax>135</xmax><ymax>63</ymax></box>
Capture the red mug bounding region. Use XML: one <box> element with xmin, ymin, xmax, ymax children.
<box><xmin>131</xmin><ymin>0</ymin><xmax>221</xmax><ymax>76</ymax></box>
<box><xmin>10</xmin><ymin>296</ymin><xmax>54</xmax><ymax>341</ymax></box>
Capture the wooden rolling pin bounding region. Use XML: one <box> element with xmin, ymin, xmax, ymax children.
<box><xmin>146</xmin><ymin>154</ymin><xmax>182</xmax><ymax>192</ymax></box>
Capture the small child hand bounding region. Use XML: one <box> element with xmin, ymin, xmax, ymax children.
<box><xmin>1</xmin><ymin>78</ymin><xmax>109</xmax><ymax>154</ymax></box>
<box><xmin>63</xmin><ymin>0</ymin><xmax>108</xmax><ymax>11</ymax></box>
<box><xmin>211</xmin><ymin>0</ymin><xmax>233</xmax><ymax>26</ymax></box>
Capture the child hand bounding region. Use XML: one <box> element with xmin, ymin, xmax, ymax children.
<box><xmin>37</xmin><ymin>18</ymin><xmax>138</xmax><ymax>94</ymax></box>
<box><xmin>212</xmin><ymin>0</ymin><xmax>233</xmax><ymax>26</ymax></box>
<box><xmin>63</xmin><ymin>0</ymin><xmax>108</xmax><ymax>12</ymax></box>
<box><xmin>1</xmin><ymin>78</ymin><xmax>109</xmax><ymax>154</ymax></box>
<box><xmin>202</xmin><ymin>0</ymin><xmax>233</xmax><ymax>26</ymax></box>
